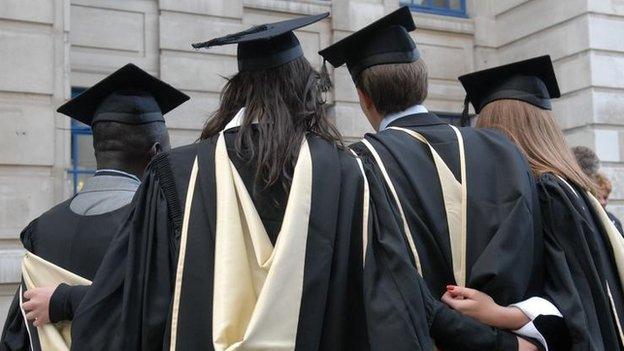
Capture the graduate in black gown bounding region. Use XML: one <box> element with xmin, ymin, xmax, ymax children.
<box><xmin>320</xmin><ymin>7</ymin><xmax>563</xmax><ymax>350</ymax></box>
<box><xmin>0</xmin><ymin>64</ymin><xmax>188</xmax><ymax>351</ymax></box>
<box><xmin>450</xmin><ymin>55</ymin><xmax>624</xmax><ymax>351</ymax></box>
<box><xmin>69</xmin><ymin>13</ymin><xmax>447</xmax><ymax>351</ymax></box>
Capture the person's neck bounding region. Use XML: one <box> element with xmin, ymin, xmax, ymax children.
<box><xmin>96</xmin><ymin>161</ymin><xmax>142</xmax><ymax>179</ymax></box>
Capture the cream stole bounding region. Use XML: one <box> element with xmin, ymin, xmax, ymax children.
<box><xmin>169</xmin><ymin>130</ymin><xmax>314</xmax><ymax>350</ymax></box>
<box><xmin>20</xmin><ymin>251</ymin><xmax>91</xmax><ymax>351</ymax></box>
<box><xmin>361</xmin><ymin>126</ymin><xmax>468</xmax><ymax>286</ymax></box>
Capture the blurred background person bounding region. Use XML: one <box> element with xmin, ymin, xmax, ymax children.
<box><xmin>572</xmin><ymin>145</ymin><xmax>600</xmax><ymax>177</ymax></box>
<box><xmin>593</xmin><ymin>172</ymin><xmax>623</xmax><ymax>234</ymax></box>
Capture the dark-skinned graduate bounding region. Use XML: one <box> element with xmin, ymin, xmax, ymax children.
<box><xmin>447</xmin><ymin>55</ymin><xmax>624</xmax><ymax>351</ymax></box>
<box><xmin>68</xmin><ymin>13</ymin><xmax>442</xmax><ymax>351</ymax></box>
<box><xmin>0</xmin><ymin>63</ymin><xmax>189</xmax><ymax>351</ymax></box>
<box><xmin>320</xmin><ymin>6</ymin><xmax>567</xmax><ymax>351</ymax></box>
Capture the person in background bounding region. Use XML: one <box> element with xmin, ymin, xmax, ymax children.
<box><xmin>0</xmin><ymin>64</ymin><xmax>188</xmax><ymax>351</ymax></box>
<box><xmin>572</xmin><ymin>145</ymin><xmax>600</xmax><ymax>177</ymax></box>
<box><xmin>448</xmin><ymin>55</ymin><xmax>624</xmax><ymax>351</ymax></box>
<box><xmin>593</xmin><ymin>171</ymin><xmax>624</xmax><ymax>234</ymax></box>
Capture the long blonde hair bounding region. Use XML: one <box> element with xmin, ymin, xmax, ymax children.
<box><xmin>477</xmin><ymin>99</ymin><xmax>595</xmax><ymax>192</ymax></box>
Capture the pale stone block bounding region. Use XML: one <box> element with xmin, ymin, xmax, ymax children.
<box><xmin>0</xmin><ymin>283</ymin><xmax>20</xmax><ymax>328</ymax></box>
<box><xmin>333</xmin><ymin>67</ymin><xmax>358</xmax><ymax>104</ymax></box>
<box><xmin>552</xmin><ymin>88</ymin><xmax>594</xmax><ymax>130</ymax></box>
<box><xmin>495</xmin><ymin>0</ymin><xmax>587</xmax><ymax>46</ymax></box>
<box><xmin>0</xmin><ymin>250</ymin><xmax>23</xmax><ymax>284</ymax></box>
<box><xmin>555</xmin><ymin>53</ymin><xmax>592</xmax><ymax>95</ymax></box>
<box><xmin>165</xmin><ymin>92</ymin><xmax>220</xmax><ymax>131</ymax></box>
<box><xmin>161</xmin><ymin>52</ymin><xmax>238</xmax><ymax>93</ymax></box>
<box><xmin>473</xmin><ymin>16</ymin><xmax>497</xmax><ymax>48</ymax></box>
<box><xmin>297</xmin><ymin>30</ymin><xmax>323</xmax><ymax>68</ymax></box>
<box><xmin>332</xmin><ymin>1</ymin><xmax>385</xmax><ymax>32</ymax></box>
<box><xmin>159</xmin><ymin>0</ymin><xmax>243</xmax><ymax>19</ymax></box>
<box><xmin>590</xmin><ymin>51</ymin><xmax>624</xmax><ymax>90</ymax></box>
<box><xmin>0</xmin><ymin>104</ymin><xmax>55</xmax><ymax>166</ymax></box>
<box><xmin>593</xmin><ymin>88</ymin><xmax>624</xmax><ymax>126</ymax></box>
<box><xmin>595</xmin><ymin>129</ymin><xmax>620</xmax><ymax>162</ymax></box>
<box><xmin>70</xmin><ymin>59</ymin><xmax>159</xmax><ymax>87</ymax></box>
<box><xmin>491</xmin><ymin>0</ymin><xmax>530</xmax><ymax>16</ymax></box>
<box><xmin>412</xmin><ymin>12</ymin><xmax>475</xmax><ymax>36</ymax></box>
<box><xmin>0</xmin><ymin>30</ymin><xmax>54</xmax><ymax>95</ymax></box>
<box><xmin>333</xmin><ymin>103</ymin><xmax>374</xmax><ymax>140</ymax></box>
<box><xmin>602</xmin><ymin>166</ymin><xmax>624</xmax><ymax>200</ymax></box>
<box><xmin>420</xmin><ymin>44</ymin><xmax>471</xmax><ymax>81</ymax></box>
<box><xmin>0</xmin><ymin>169</ymin><xmax>54</xmax><ymax>239</ymax></box>
<box><xmin>244</xmin><ymin>0</ymin><xmax>331</xmax><ymax>16</ymax></box>
<box><xmin>588</xmin><ymin>14</ymin><xmax>624</xmax><ymax>52</ymax></box>
<box><xmin>70</xmin><ymin>5</ymin><xmax>144</xmax><ymax>53</ymax></box>
<box><xmin>587</xmin><ymin>0</ymin><xmax>624</xmax><ymax>17</ymax></box>
<box><xmin>0</xmin><ymin>0</ymin><xmax>54</xmax><ymax>24</ymax></box>
<box><xmin>473</xmin><ymin>47</ymin><xmax>500</xmax><ymax>70</ymax></box>
<box><xmin>159</xmin><ymin>11</ymin><xmax>242</xmax><ymax>56</ymax></box>
<box><xmin>564</xmin><ymin>128</ymin><xmax>595</xmax><ymax>153</ymax></box>
<box><xmin>497</xmin><ymin>15</ymin><xmax>589</xmax><ymax>63</ymax></box>
<box><xmin>169</xmin><ymin>129</ymin><xmax>202</xmax><ymax>149</ymax></box>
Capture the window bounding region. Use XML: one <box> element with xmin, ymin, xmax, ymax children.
<box><xmin>68</xmin><ymin>87</ymin><xmax>96</xmax><ymax>193</ymax></box>
<box><xmin>401</xmin><ymin>0</ymin><xmax>467</xmax><ymax>18</ymax></box>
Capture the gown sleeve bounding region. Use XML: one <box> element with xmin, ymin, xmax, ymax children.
<box><xmin>48</xmin><ymin>284</ymin><xmax>90</xmax><ymax>323</ymax></box>
<box><xmin>0</xmin><ymin>219</ymin><xmax>37</xmax><ymax>351</ymax></box>
<box><xmin>70</xmin><ymin>156</ymin><xmax>178</xmax><ymax>351</ymax></box>
<box><xmin>361</xmin><ymin>160</ymin><xmax>520</xmax><ymax>351</ymax></box>
<box><xmin>537</xmin><ymin>175</ymin><xmax>596</xmax><ymax>351</ymax></box>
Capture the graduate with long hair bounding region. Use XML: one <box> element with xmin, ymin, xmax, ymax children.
<box><xmin>446</xmin><ymin>55</ymin><xmax>624</xmax><ymax>351</ymax></box>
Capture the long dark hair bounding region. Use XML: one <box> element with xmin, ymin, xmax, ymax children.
<box><xmin>200</xmin><ymin>56</ymin><xmax>342</xmax><ymax>191</ymax></box>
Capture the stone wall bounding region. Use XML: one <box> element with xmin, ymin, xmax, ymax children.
<box><xmin>0</xmin><ymin>0</ymin><xmax>69</xmax><ymax>324</ymax></box>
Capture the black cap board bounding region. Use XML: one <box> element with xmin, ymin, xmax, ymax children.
<box><xmin>318</xmin><ymin>6</ymin><xmax>419</xmax><ymax>79</ymax></box>
<box><xmin>192</xmin><ymin>13</ymin><xmax>329</xmax><ymax>72</ymax></box>
<box><xmin>458</xmin><ymin>55</ymin><xmax>561</xmax><ymax>115</ymax></box>
<box><xmin>57</xmin><ymin>63</ymin><xmax>190</xmax><ymax>126</ymax></box>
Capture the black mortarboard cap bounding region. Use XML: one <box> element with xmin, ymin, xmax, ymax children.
<box><xmin>57</xmin><ymin>63</ymin><xmax>190</xmax><ymax>126</ymax></box>
<box><xmin>192</xmin><ymin>13</ymin><xmax>329</xmax><ymax>72</ymax></box>
<box><xmin>318</xmin><ymin>6</ymin><xmax>419</xmax><ymax>79</ymax></box>
<box><xmin>458</xmin><ymin>55</ymin><xmax>561</xmax><ymax>115</ymax></box>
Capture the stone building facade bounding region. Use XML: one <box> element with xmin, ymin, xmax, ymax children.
<box><xmin>2</xmin><ymin>0</ymin><xmax>624</xmax><ymax>323</ymax></box>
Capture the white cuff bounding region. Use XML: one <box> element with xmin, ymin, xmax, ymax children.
<box><xmin>510</xmin><ymin>297</ymin><xmax>563</xmax><ymax>351</ymax></box>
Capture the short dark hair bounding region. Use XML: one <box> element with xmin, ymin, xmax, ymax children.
<box><xmin>355</xmin><ymin>59</ymin><xmax>428</xmax><ymax>115</ymax></box>
<box><xmin>92</xmin><ymin>121</ymin><xmax>169</xmax><ymax>164</ymax></box>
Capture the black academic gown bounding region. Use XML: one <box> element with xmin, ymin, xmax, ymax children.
<box><xmin>539</xmin><ymin>173</ymin><xmax>624</xmax><ymax>351</ymax></box>
<box><xmin>0</xmin><ymin>198</ymin><xmax>128</xmax><ymax>351</ymax></box>
<box><xmin>70</xmin><ymin>128</ymin><xmax>442</xmax><ymax>351</ymax></box>
<box><xmin>352</xmin><ymin>112</ymin><xmax>546</xmax><ymax>349</ymax></box>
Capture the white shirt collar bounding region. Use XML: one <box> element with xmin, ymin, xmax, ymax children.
<box><xmin>95</xmin><ymin>169</ymin><xmax>140</xmax><ymax>182</ymax></box>
<box><xmin>223</xmin><ymin>108</ymin><xmax>259</xmax><ymax>131</ymax></box>
<box><xmin>379</xmin><ymin>104</ymin><xmax>428</xmax><ymax>131</ymax></box>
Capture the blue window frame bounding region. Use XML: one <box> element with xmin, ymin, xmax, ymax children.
<box><xmin>400</xmin><ymin>0</ymin><xmax>467</xmax><ymax>18</ymax></box>
<box><xmin>68</xmin><ymin>87</ymin><xmax>96</xmax><ymax>193</ymax></box>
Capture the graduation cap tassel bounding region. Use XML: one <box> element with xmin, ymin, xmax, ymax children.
<box><xmin>460</xmin><ymin>95</ymin><xmax>471</xmax><ymax>127</ymax></box>
<box><xmin>319</xmin><ymin>59</ymin><xmax>333</xmax><ymax>93</ymax></box>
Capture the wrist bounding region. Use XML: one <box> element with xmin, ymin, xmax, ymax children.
<box><xmin>496</xmin><ymin>306</ymin><xmax>530</xmax><ymax>330</ymax></box>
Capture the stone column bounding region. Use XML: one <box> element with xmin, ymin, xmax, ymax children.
<box><xmin>584</xmin><ymin>0</ymin><xmax>624</xmax><ymax>219</ymax></box>
<box><xmin>0</xmin><ymin>0</ymin><xmax>69</xmax><ymax>321</ymax></box>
